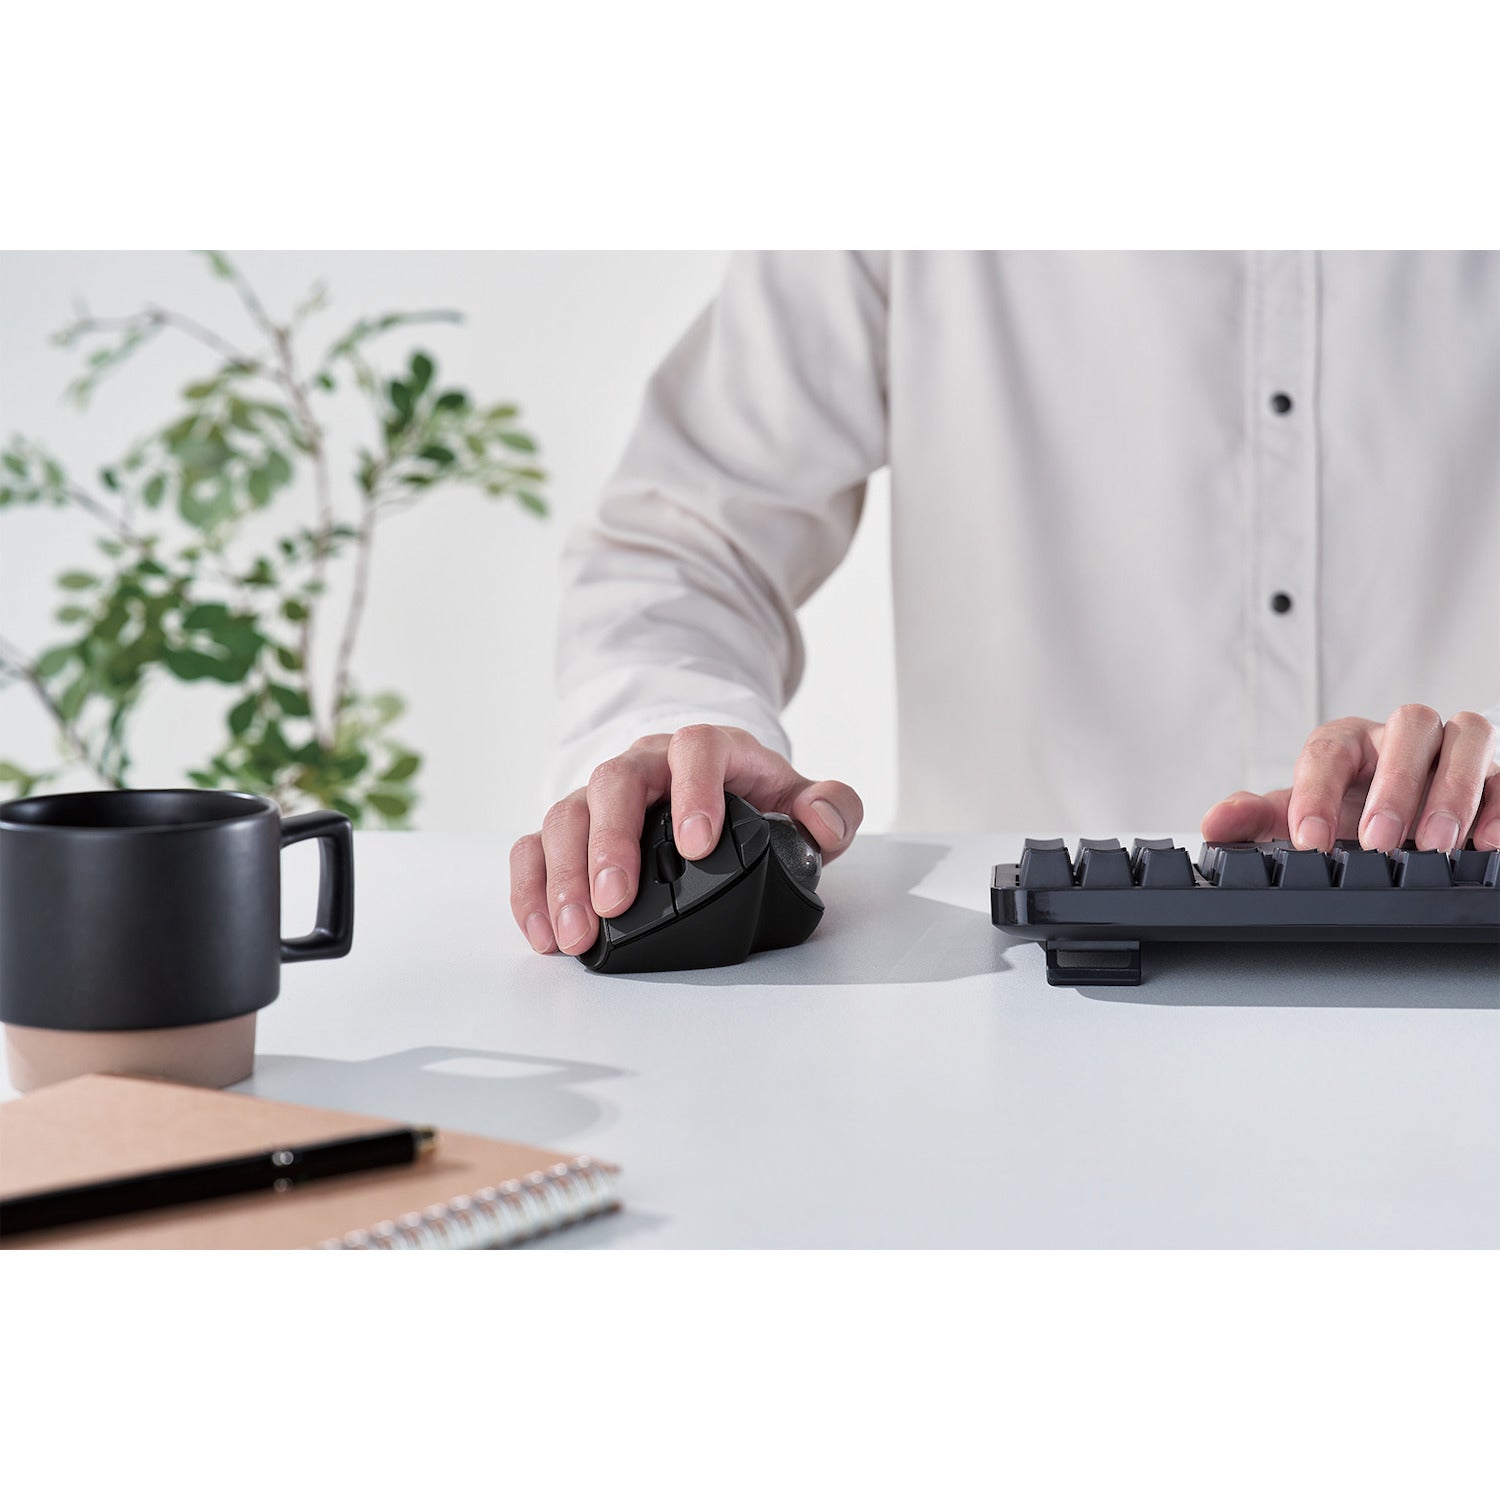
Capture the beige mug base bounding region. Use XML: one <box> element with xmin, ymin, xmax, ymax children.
<box><xmin>4</xmin><ymin>1013</ymin><xmax>257</xmax><ymax>1093</ymax></box>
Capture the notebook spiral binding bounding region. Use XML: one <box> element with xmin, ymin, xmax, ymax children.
<box><xmin>317</xmin><ymin>1156</ymin><xmax>620</xmax><ymax>1250</ymax></box>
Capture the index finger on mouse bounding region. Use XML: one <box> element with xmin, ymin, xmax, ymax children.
<box><xmin>666</xmin><ymin>724</ymin><xmax>731</xmax><ymax>859</ymax></box>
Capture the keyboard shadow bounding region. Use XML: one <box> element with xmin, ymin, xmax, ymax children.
<box><xmin>1080</xmin><ymin>940</ymin><xmax>1500</xmax><ymax>1008</ymax></box>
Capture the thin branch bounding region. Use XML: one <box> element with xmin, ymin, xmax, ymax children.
<box><xmin>0</xmin><ymin>636</ymin><xmax>118</xmax><ymax>787</ymax></box>
<box><xmin>265</xmin><ymin>325</ymin><xmax>335</xmax><ymax>745</ymax></box>
<box><xmin>220</xmin><ymin>264</ymin><xmax>280</xmax><ymax>348</ymax></box>
<box><xmin>67</xmin><ymin>307</ymin><xmax>264</xmax><ymax>375</ymax></box>
<box><xmin>329</xmin><ymin>511</ymin><xmax>375</xmax><ymax>724</ymax></box>
<box><xmin>64</xmin><ymin>480</ymin><xmax>137</xmax><ymax>540</ymax></box>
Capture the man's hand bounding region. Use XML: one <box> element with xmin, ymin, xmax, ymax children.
<box><xmin>511</xmin><ymin>725</ymin><xmax>863</xmax><ymax>956</ymax></box>
<box><xmin>1202</xmin><ymin>705</ymin><xmax>1500</xmax><ymax>853</ymax></box>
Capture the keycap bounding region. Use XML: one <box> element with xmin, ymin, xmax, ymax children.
<box><xmin>1074</xmin><ymin>837</ymin><xmax>1133</xmax><ymax>889</ymax></box>
<box><xmin>1451</xmin><ymin>847</ymin><xmax>1499</xmax><ymax>887</ymax></box>
<box><xmin>1018</xmin><ymin>837</ymin><xmax>1075</xmax><ymax>889</ymax></box>
<box><xmin>1199</xmin><ymin>843</ymin><xmax>1272</xmax><ymax>888</ymax></box>
<box><xmin>1271</xmin><ymin>847</ymin><xmax>1332</xmax><ymax>888</ymax></box>
<box><xmin>1331</xmin><ymin>847</ymin><xmax>1392</xmax><ymax>888</ymax></box>
<box><xmin>1131</xmin><ymin>840</ymin><xmax>1196</xmax><ymax>888</ymax></box>
<box><xmin>1391</xmin><ymin>848</ymin><xmax>1453</xmax><ymax>888</ymax></box>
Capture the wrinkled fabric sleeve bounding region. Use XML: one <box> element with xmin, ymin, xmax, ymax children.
<box><xmin>549</xmin><ymin>252</ymin><xmax>890</xmax><ymax>800</ymax></box>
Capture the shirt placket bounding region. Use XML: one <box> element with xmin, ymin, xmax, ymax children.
<box><xmin>1246</xmin><ymin>250</ymin><xmax>1322</xmax><ymax>792</ymax></box>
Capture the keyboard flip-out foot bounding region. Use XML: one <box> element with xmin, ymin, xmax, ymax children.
<box><xmin>1044</xmin><ymin>940</ymin><xmax>1142</xmax><ymax>987</ymax></box>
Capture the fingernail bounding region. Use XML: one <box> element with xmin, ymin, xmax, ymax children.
<box><xmin>593</xmin><ymin>865</ymin><xmax>629</xmax><ymax>913</ymax></box>
<box><xmin>679</xmin><ymin>813</ymin><xmax>712</xmax><ymax>858</ymax></box>
<box><xmin>1420</xmin><ymin>813</ymin><xmax>1460</xmax><ymax>852</ymax></box>
<box><xmin>556</xmin><ymin>903</ymin><xmax>589</xmax><ymax>952</ymax></box>
<box><xmin>1363</xmin><ymin>811</ymin><xmax>1403</xmax><ymax>851</ymax></box>
<box><xmin>1295</xmin><ymin>815</ymin><xmax>1331</xmax><ymax>851</ymax></box>
<box><xmin>525</xmin><ymin>914</ymin><xmax>554</xmax><ymax>954</ymax></box>
<box><xmin>1477</xmin><ymin>819</ymin><xmax>1500</xmax><ymax>851</ymax></box>
<box><xmin>811</xmin><ymin>797</ymin><xmax>846</xmax><ymax>842</ymax></box>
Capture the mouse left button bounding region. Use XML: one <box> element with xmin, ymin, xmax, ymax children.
<box><xmin>602</xmin><ymin>870</ymin><xmax>678</xmax><ymax>943</ymax></box>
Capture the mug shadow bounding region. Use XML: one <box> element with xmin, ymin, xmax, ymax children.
<box><xmin>608</xmin><ymin>838</ymin><xmax>1016</xmax><ymax>988</ymax></box>
<box><xmin>238</xmin><ymin>1044</ymin><xmax>633</xmax><ymax>1145</ymax></box>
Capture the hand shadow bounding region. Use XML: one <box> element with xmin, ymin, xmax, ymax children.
<box><xmin>607</xmin><ymin>838</ymin><xmax>1017</xmax><ymax>988</ymax></box>
<box><xmin>238</xmin><ymin>1045</ymin><xmax>632</xmax><ymax>1144</ymax></box>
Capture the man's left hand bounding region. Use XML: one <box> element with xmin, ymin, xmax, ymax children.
<box><xmin>1201</xmin><ymin>705</ymin><xmax>1500</xmax><ymax>852</ymax></box>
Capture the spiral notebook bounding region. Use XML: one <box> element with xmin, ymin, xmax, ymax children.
<box><xmin>0</xmin><ymin>1073</ymin><xmax>620</xmax><ymax>1250</ymax></box>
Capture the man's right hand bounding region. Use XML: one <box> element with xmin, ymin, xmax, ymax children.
<box><xmin>510</xmin><ymin>725</ymin><xmax>863</xmax><ymax>957</ymax></box>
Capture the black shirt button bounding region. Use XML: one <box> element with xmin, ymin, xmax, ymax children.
<box><xmin>1270</xmin><ymin>592</ymin><xmax>1293</xmax><ymax>614</ymax></box>
<box><xmin>1269</xmin><ymin>392</ymin><xmax>1294</xmax><ymax>415</ymax></box>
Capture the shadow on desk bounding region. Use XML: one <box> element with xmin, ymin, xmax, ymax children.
<box><xmin>238</xmin><ymin>1045</ymin><xmax>632</xmax><ymax>1143</ymax></box>
<box><xmin>612</xmin><ymin>838</ymin><xmax>1019</xmax><ymax>988</ymax></box>
<box><xmin>1083</xmin><ymin>941</ymin><xmax>1500</xmax><ymax>1008</ymax></box>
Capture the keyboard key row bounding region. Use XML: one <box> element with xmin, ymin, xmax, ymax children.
<box><xmin>1015</xmin><ymin>837</ymin><xmax>1500</xmax><ymax>890</ymax></box>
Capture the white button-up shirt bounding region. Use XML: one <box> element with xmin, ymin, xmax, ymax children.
<box><xmin>554</xmin><ymin>252</ymin><xmax>1500</xmax><ymax>831</ymax></box>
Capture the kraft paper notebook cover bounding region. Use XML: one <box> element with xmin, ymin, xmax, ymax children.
<box><xmin>0</xmin><ymin>1073</ymin><xmax>620</xmax><ymax>1249</ymax></box>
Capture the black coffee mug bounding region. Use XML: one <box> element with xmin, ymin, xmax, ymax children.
<box><xmin>0</xmin><ymin>789</ymin><xmax>353</xmax><ymax>1091</ymax></box>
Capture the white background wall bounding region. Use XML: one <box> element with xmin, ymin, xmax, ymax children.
<box><xmin>0</xmin><ymin>253</ymin><xmax>897</xmax><ymax>835</ymax></box>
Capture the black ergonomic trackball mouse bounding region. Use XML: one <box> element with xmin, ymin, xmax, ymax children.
<box><xmin>578</xmin><ymin>793</ymin><xmax>825</xmax><ymax>973</ymax></box>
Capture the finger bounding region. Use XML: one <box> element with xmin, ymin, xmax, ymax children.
<box><xmin>508</xmin><ymin>832</ymin><xmax>557</xmax><ymax>954</ymax></box>
<box><xmin>539</xmin><ymin>790</ymin><xmax>597</xmax><ymax>955</ymax></box>
<box><xmin>1415</xmin><ymin>712</ymin><xmax>1499</xmax><ymax>849</ymax></box>
<box><xmin>786</xmin><ymin>779</ymin><xmax>864</xmax><ymax>858</ymax></box>
<box><xmin>1472</xmin><ymin>765</ymin><xmax>1500</xmax><ymax>851</ymax></box>
<box><xmin>586</xmin><ymin>748</ymin><xmax>669</xmax><ymax>916</ymax></box>
<box><xmin>1200</xmin><ymin>789</ymin><xmax>1291</xmax><ymax>844</ymax></box>
<box><xmin>666</xmin><ymin>724</ymin><xmax>733</xmax><ymax>858</ymax></box>
<box><xmin>1359</xmin><ymin>704</ymin><xmax>1445</xmax><ymax>851</ymax></box>
<box><xmin>1287</xmin><ymin>718</ymin><xmax>1378</xmax><ymax>851</ymax></box>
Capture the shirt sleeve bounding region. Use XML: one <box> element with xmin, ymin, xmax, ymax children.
<box><xmin>549</xmin><ymin>251</ymin><xmax>890</xmax><ymax>799</ymax></box>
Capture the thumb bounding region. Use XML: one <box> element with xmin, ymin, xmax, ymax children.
<box><xmin>716</xmin><ymin>732</ymin><xmax>864</xmax><ymax>861</ymax></box>
<box><xmin>786</xmin><ymin>779</ymin><xmax>864</xmax><ymax>860</ymax></box>
<box><xmin>1200</xmin><ymin>788</ymin><xmax>1292</xmax><ymax>844</ymax></box>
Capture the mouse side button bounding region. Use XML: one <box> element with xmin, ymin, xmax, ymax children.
<box><xmin>730</xmin><ymin>806</ymin><xmax>770</xmax><ymax>868</ymax></box>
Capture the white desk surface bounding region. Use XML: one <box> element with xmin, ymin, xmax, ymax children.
<box><xmin>17</xmin><ymin>832</ymin><xmax>1497</xmax><ymax>1247</ymax></box>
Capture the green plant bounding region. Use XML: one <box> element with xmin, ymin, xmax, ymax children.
<box><xmin>0</xmin><ymin>252</ymin><xmax>546</xmax><ymax>825</ymax></box>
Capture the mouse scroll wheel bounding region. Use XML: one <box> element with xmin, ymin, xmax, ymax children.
<box><xmin>655</xmin><ymin>844</ymin><xmax>686</xmax><ymax>884</ymax></box>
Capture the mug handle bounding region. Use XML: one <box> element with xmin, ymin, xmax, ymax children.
<box><xmin>280</xmin><ymin>810</ymin><xmax>355</xmax><ymax>963</ymax></box>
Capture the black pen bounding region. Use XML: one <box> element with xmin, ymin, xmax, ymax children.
<box><xmin>0</xmin><ymin>1124</ymin><xmax>439</xmax><ymax>1239</ymax></box>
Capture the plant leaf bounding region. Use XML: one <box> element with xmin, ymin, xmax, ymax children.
<box><xmin>384</xmin><ymin>751</ymin><xmax>421</xmax><ymax>781</ymax></box>
<box><xmin>227</xmin><ymin>695</ymin><xmax>258</xmax><ymax>735</ymax></box>
<box><xmin>34</xmin><ymin>645</ymin><xmax>74</xmax><ymax>678</ymax></box>
<box><xmin>268</xmin><ymin>683</ymin><xmax>311</xmax><ymax>718</ymax></box>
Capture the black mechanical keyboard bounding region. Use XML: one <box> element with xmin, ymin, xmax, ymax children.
<box><xmin>992</xmin><ymin>837</ymin><xmax>1500</xmax><ymax>986</ymax></box>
